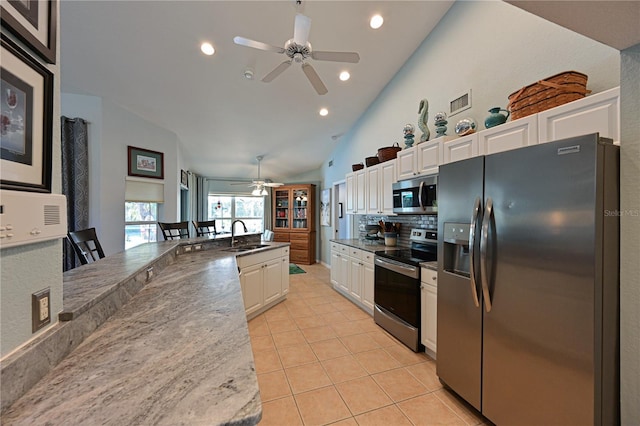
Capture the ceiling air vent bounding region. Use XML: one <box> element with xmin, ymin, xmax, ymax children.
<box><xmin>44</xmin><ymin>205</ymin><xmax>61</xmax><ymax>225</ymax></box>
<box><xmin>450</xmin><ymin>89</ymin><xmax>472</xmax><ymax>116</ymax></box>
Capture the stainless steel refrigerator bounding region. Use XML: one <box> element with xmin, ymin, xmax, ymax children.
<box><xmin>437</xmin><ymin>133</ymin><xmax>619</xmax><ymax>425</ymax></box>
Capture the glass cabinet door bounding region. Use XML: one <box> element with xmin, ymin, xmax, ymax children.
<box><xmin>274</xmin><ymin>189</ymin><xmax>289</xmax><ymax>229</ymax></box>
<box><xmin>292</xmin><ymin>189</ymin><xmax>309</xmax><ymax>230</ymax></box>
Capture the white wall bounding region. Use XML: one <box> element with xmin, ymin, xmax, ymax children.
<box><xmin>619</xmin><ymin>42</ymin><xmax>640</xmax><ymax>426</ymax></box>
<box><xmin>320</xmin><ymin>0</ymin><xmax>620</xmax><ymax>264</ymax></box>
<box><xmin>1</xmin><ymin>6</ymin><xmax>63</xmax><ymax>357</ymax></box>
<box><xmin>61</xmin><ymin>94</ymin><xmax>183</xmax><ymax>255</ymax></box>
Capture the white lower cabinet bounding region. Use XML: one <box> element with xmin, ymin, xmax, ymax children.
<box><xmin>331</xmin><ymin>242</ymin><xmax>375</xmax><ymax>315</ymax></box>
<box><xmin>238</xmin><ymin>247</ymin><xmax>289</xmax><ymax>319</ymax></box>
<box><xmin>421</xmin><ymin>267</ymin><xmax>438</xmax><ymax>359</ymax></box>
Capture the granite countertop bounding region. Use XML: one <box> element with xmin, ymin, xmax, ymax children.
<box><xmin>330</xmin><ymin>238</ymin><xmax>389</xmax><ymax>252</ymax></box>
<box><xmin>2</xmin><ymin>240</ymin><xmax>288</xmax><ymax>425</ymax></box>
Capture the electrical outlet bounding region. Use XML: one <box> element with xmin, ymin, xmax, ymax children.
<box><xmin>184</xmin><ymin>245</ymin><xmax>192</xmax><ymax>252</ymax></box>
<box><xmin>194</xmin><ymin>244</ymin><xmax>202</xmax><ymax>251</ymax></box>
<box><xmin>32</xmin><ymin>288</ymin><xmax>51</xmax><ymax>332</ymax></box>
<box><xmin>146</xmin><ymin>267</ymin><xmax>154</xmax><ymax>281</ymax></box>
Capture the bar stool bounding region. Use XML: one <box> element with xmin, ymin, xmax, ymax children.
<box><xmin>67</xmin><ymin>228</ymin><xmax>106</xmax><ymax>265</ymax></box>
<box><xmin>158</xmin><ymin>221</ymin><xmax>190</xmax><ymax>240</ymax></box>
<box><xmin>193</xmin><ymin>220</ymin><xmax>217</xmax><ymax>237</ymax></box>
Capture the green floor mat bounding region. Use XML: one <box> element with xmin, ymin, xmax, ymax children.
<box><xmin>289</xmin><ymin>264</ymin><xmax>306</xmax><ymax>274</ymax></box>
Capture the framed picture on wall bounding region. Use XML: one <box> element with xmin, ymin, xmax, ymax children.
<box><xmin>180</xmin><ymin>169</ymin><xmax>188</xmax><ymax>189</ymax></box>
<box><xmin>0</xmin><ymin>0</ymin><xmax>57</xmax><ymax>64</ymax></box>
<box><xmin>321</xmin><ymin>188</ymin><xmax>331</xmax><ymax>227</ymax></box>
<box><xmin>128</xmin><ymin>146</ymin><xmax>164</xmax><ymax>179</ymax></box>
<box><xmin>0</xmin><ymin>35</ymin><xmax>53</xmax><ymax>193</ymax></box>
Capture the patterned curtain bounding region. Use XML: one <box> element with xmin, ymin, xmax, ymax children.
<box><xmin>61</xmin><ymin>117</ymin><xmax>89</xmax><ymax>271</ymax></box>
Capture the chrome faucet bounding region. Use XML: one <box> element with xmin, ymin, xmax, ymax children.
<box><xmin>231</xmin><ymin>220</ymin><xmax>248</xmax><ymax>247</ymax></box>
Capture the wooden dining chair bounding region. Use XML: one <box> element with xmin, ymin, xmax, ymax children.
<box><xmin>158</xmin><ymin>221</ymin><xmax>190</xmax><ymax>240</ymax></box>
<box><xmin>193</xmin><ymin>220</ymin><xmax>217</xmax><ymax>237</ymax></box>
<box><xmin>67</xmin><ymin>228</ymin><xmax>106</xmax><ymax>265</ymax></box>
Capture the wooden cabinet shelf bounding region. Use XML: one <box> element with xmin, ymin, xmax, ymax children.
<box><xmin>272</xmin><ymin>184</ymin><xmax>316</xmax><ymax>264</ymax></box>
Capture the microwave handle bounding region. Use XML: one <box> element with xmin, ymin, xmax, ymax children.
<box><xmin>418</xmin><ymin>181</ymin><xmax>425</xmax><ymax>211</ymax></box>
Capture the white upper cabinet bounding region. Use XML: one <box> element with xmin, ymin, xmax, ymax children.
<box><xmin>345</xmin><ymin>170</ymin><xmax>366</xmax><ymax>214</ymax></box>
<box><xmin>441</xmin><ymin>133</ymin><xmax>478</xmax><ymax>165</ymax></box>
<box><xmin>537</xmin><ymin>86</ymin><xmax>620</xmax><ymax>144</ymax></box>
<box><xmin>478</xmin><ymin>115</ymin><xmax>539</xmax><ymax>155</ymax></box>
<box><xmin>366</xmin><ymin>160</ymin><xmax>397</xmax><ymax>215</ymax></box>
<box><xmin>397</xmin><ymin>137</ymin><xmax>448</xmax><ymax>181</ymax></box>
<box><xmin>396</xmin><ymin>147</ymin><xmax>418</xmax><ymax>181</ymax></box>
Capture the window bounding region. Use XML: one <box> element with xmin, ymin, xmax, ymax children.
<box><xmin>125</xmin><ymin>202</ymin><xmax>158</xmax><ymax>249</ymax></box>
<box><xmin>208</xmin><ymin>195</ymin><xmax>264</xmax><ymax>234</ymax></box>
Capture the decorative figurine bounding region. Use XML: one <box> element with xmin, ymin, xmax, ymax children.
<box><xmin>484</xmin><ymin>107</ymin><xmax>510</xmax><ymax>128</ymax></box>
<box><xmin>403</xmin><ymin>123</ymin><xmax>415</xmax><ymax>148</ymax></box>
<box><xmin>455</xmin><ymin>117</ymin><xmax>477</xmax><ymax>136</ymax></box>
<box><xmin>418</xmin><ymin>99</ymin><xmax>430</xmax><ymax>142</ymax></box>
<box><xmin>434</xmin><ymin>111</ymin><xmax>448</xmax><ymax>138</ymax></box>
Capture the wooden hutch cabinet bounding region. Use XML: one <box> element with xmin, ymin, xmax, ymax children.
<box><xmin>273</xmin><ymin>184</ymin><xmax>316</xmax><ymax>265</ymax></box>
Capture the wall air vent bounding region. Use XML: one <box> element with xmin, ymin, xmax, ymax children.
<box><xmin>44</xmin><ymin>205</ymin><xmax>61</xmax><ymax>225</ymax></box>
<box><xmin>450</xmin><ymin>90</ymin><xmax>472</xmax><ymax>116</ymax></box>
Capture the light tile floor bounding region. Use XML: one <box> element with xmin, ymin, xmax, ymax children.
<box><xmin>249</xmin><ymin>263</ymin><xmax>488</xmax><ymax>426</ymax></box>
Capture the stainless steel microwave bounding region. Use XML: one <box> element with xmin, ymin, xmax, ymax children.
<box><xmin>392</xmin><ymin>175</ymin><xmax>437</xmax><ymax>214</ymax></box>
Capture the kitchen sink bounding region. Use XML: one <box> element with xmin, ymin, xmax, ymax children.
<box><xmin>223</xmin><ymin>244</ymin><xmax>270</xmax><ymax>253</ymax></box>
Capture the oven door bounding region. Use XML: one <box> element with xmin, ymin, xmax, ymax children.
<box><xmin>374</xmin><ymin>256</ymin><xmax>420</xmax><ymax>327</ymax></box>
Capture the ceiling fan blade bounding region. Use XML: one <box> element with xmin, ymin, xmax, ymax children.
<box><xmin>311</xmin><ymin>51</ymin><xmax>360</xmax><ymax>63</ymax></box>
<box><xmin>293</xmin><ymin>13</ymin><xmax>311</xmax><ymax>45</ymax></box>
<box><xmin>233</xmin><ymin>36</ymin><xmax>285</xmax><ymax>54</ymax></box>
<box><xmin>301</xmin><ymin>63</ymin><xmax>328</xmax><ymax>95</ymax></box>
<box><xmin>262</xmin><ymin>61</ymin><xmax>292</xmax><ymax>82</ymax></box>
<box><xmin>264</xmin><ymin>182</ymin><xmax>284</xmax><ymax>187</ymax></box>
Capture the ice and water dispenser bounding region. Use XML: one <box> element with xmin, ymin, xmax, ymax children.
<box><xmin>442</xmin><ymin>222</ymin><xmax>471</xmax><ymax>278</ymax></box>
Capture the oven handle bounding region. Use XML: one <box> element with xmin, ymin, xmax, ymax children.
<box><xmin>374</xmin><ymin>256</ymin><xmax>419</xmax><ymax>279</ymax></box>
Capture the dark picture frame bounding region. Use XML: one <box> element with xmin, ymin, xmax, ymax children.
<box><xmin>338</xmin><ymin>202</ymin><xmax>343</xmax><ymax>218</ymax></box>
<box><xmin>0</xmin><ymin>0</ymin><xmax>57</xmax><ymax>64</ymax></box>
<box><xmin>128</xmin><ymin>146</ymin><xmax>164</xmax><ymax>179</ymax></box>
<box><xmin>1</xmin><ymin>34</ymin><xmax>53</xmax><ymax>193</ymax></box>
<box><xmin>180</xmin><ymin>169</ymin><xmax>188</xmax><ymax>189</ymax></box>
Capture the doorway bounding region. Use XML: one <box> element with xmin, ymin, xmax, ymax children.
<box><xmin>333</xmin><ymin>181</ymin><xmax>349</xmax><ymax>239</ymax></box>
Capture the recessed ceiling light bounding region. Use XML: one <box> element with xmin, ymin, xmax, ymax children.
<box><xmin>200</xmin><ymin>42</ymin><xmax>215</xmax><ymax>56</ymax></box>
<box><xmin>319</xmin><ymin>108</ymin><xmax>329</xmax><ymax>117</ymax></box>
<box><xmin>370</xmin><ymin>14</ymin><xmax>384</xmax><ymax>29</ymax></box>
<box><xmin>339</xmin><ymin>71</ymin><xmax>351</xmax><ymax>81</ymax></box>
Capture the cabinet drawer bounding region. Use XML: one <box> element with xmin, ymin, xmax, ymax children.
<box><xmin>291</xmin><ymin>240</ymin><xmax>308</xmax><ymax>250</ymax></box>
<box><xmin>421</xmin><ymin>267</ymin><xmax>438</xmax><ymax>286</ymax></box>
<box><xmin>274</xmin><ymin>233</ymin><xmax>290</xmax><ymax>242</ymax></box>
<box><xmin>348</xmin><ymin>247</ymin><xmax>362</xmax><ymax>260</ymax></box>
<box><xmin>289</xmin><ymin>233</ymin><xmax>309</xmax><ymax>242</ymax></box>
<box><xmin>361</xmin><ymin>251</ymin><xmax>375</xmax><ymax>264</ymax></box>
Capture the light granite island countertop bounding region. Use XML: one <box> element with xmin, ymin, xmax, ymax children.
<box><xmin>2</xmin><ymin>241</ymin><xmax>289</xmax><ymax>425</ymax></box>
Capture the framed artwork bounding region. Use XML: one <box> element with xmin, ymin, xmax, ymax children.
<box><xmin>321</xmin><ymin>188</ymin><xmax>331</xmax><ymax>227</ymax></box>
<box><xmin>0</xmin><ymin>0</ymin><xmax>57</xmax><ymax>64</ymax></box>
<box><xmin>1</xmin><ymin>34</ymin><xmax>53</xmax><ymax>193</ymax></box>
<box><xmin>128</xmin><ymin>146</ymin><xmax>164</xmax><ymax>179</ymax></box>
<box><xmin>180</xmin><ymin>169</ymin><xmax>188</xmax><ymax>188</ymax></box>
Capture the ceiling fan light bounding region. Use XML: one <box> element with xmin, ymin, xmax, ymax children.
<box><xmin>261</xmin><ymin>188</ymin><xmax>268</xmax><ymax>196</ymax></box>
<box><xmin>200</xmin><ymin>42</ymin><xmax>215</xmax><ymax>55</ymax></box>
<box><xmin>252</xmin><ymin>188</ymin><xmax>262</xmax><ymax>196</ymax></box>
<box><xmin>370</xmin><ymin>15</ymin><xmax>384</xmax><ymax>29</ymax></box>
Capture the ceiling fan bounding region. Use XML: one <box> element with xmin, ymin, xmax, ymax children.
<box><xmin>233</xmin><ymin>10</ymin><xmax>360</xmax><ymax>95</ymax></box>
<box><xmin>232</xmin><ymin>156</ymin><xmax>284</xmax><ymax>195</ymax></box>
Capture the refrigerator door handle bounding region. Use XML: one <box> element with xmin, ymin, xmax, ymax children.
<box><xmin>480</xmin><ymin>197</ymin><xmax>493</xmax><ymax>312</ymax></box>
<box><xmin>468</xmin><ymin>197</ymin><xmax>481</xmax><ymax>308</ymax></box>
<box><xmin>418</xmin><ymin>181</ymin><xmax>425</xmax><ymax>211</ymax></box>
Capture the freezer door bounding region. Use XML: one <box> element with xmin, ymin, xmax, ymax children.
<box><xmin>481</xmin><ymin>134</ymin><xmax>601</xmax><ymax>425</ymax></box>
<box><xmin>437</xmin><ymin>156</ymin><xmax>484</xmax><ymax>411</ymax></box>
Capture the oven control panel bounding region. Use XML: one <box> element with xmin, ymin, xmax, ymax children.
<box><xmin>409</xmin><ymin>228</ymin><xmax>437</xmax><ymax>243</ymax></box>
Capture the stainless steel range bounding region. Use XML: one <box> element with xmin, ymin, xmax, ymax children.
<box><xmin>374</xmin><ymin>228</ymin><xmax>436</xmax><ymax>352</ymax></box>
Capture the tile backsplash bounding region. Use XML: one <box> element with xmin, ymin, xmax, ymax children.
<box><xmin>357</xmin><ymin>214</ymin><xmax>437</xmax><ymax>247</ymax></box>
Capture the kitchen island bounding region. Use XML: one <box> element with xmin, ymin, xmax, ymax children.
<box><xmin>1</xmin><ymin>237</ymin><xmax>289</xmax><ymax>425</ymax></box>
